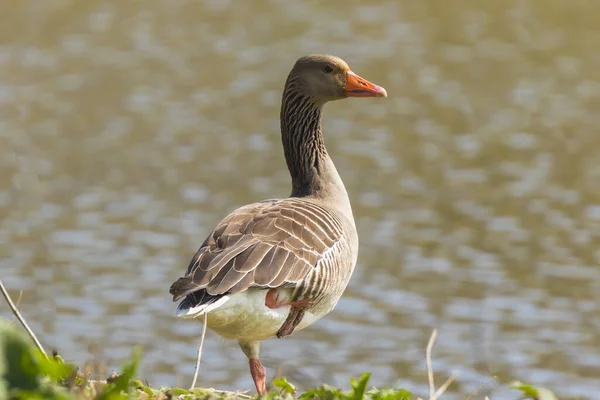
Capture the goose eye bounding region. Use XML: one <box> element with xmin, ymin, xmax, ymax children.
<box><xmin>322</xmin><ymin>65</ymin><xmax>334</xmax><ymax>73</ymax></box>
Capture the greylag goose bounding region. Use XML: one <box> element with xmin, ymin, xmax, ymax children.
<box><xmin>170</xmin><ymin>54</ymin><xmax>386</xmax><ymax>395</ymax></box>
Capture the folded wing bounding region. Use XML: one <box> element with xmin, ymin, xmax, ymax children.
<box><xmin>169</xmin><ymin>198</ymin><xmax>344</xmax><ymax>306</ymax></box>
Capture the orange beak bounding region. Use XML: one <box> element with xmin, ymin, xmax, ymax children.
<box><xmin>344</xmin><ymin>70</ymin><xmax>387</xmax><ymax>98</ymax></box>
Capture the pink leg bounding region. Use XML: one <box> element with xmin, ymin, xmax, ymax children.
<box><xmin>249</xmin><ymin>358</ymin><xmax>267</xmax><ymax>395</ymax></box>
<box><xmin>265</xmin><ymin>289</ymin><xmax>310</xmax><ymax>338</ymax></box>
<box><xmin>265</xmin><ymin>288</ymin><xmax>286</xmax><ymax>309</ymax></box>
<box><xmin>265</xmin><ymin>288</ymin><xmax>311</xmax><ymax>309</ymax></box>
<box><xmin>239</xmin><ymin>341</ymin><xmax>267</xmax><ymax>395</ymax></box>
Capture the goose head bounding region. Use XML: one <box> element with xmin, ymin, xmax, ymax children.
<box><xmin>288</xmin><ymin>54</ymin><xmax>387</xmax><ymax>103</ymax></box>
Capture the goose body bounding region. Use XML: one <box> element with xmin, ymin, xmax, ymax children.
<box><xmin>183</xmin><ymin>288</ymin><xmax>322</xmax><ymax>341</ymax></box>
<box><xmin>170</xmin><ymin>55</ymin><xmax>386</xmax><ymax>395</ymax></box>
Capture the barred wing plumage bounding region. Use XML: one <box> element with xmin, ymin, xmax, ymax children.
<box><xmin>169</xmin><ymin>198</ymin><xmax>345</xmax><ymax>306</ymax></box>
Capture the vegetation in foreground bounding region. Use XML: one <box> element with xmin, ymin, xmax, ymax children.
<box><xmin>0</xmin><ymin>319</ymin><xmax>566</xmax><ymax>400</ymax></box>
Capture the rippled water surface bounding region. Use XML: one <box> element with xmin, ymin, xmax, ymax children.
<box><xmin>2</xmin><ymin>1</ymin><xmax>600</xmax><ymax>398</ymax></box>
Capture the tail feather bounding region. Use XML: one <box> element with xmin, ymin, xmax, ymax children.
<box><xmin>169</xmin><ymin>275</ymin><xmax>200</xmax><ymax>301</ymax></box>
<box><xmin>174</xmin><ymin>288</ymin><xmax>230</xmax><ymax>319</ymax></box>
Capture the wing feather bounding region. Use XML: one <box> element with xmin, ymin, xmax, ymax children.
<box><xmin>169</xmin><ymin>198</ymin><xmax>344</xmax><ymax>304</ymax></box>
<box><xmin>254</xmin><ymin>247</ymin><xmax>288</xmax><ymax>285</ymax></box>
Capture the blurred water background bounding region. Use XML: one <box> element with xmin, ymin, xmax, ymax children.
<box><xmin>1</xmin><ymin>1</ymin><xmax>600</xmax><ymax>399</ymax></box>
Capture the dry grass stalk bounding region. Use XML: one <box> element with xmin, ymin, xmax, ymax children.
<box><xmin>466</xmin><ymin>376</ymin><xmax>497</xmax><ymax>399</ymax></box>
<box><xmin>190</xmin><ymin>313</ymin><xmax>208</xmax><ymax>389</ymax></box>
<box><xmin>14</xmin><ymin>289</ymin><xmax>23</xmax><ymax>307</ymax></box>
<box><xmin>426</xmin><ymin>328</ymin><xmax>457</xmax><ymax>400</ymax></box>
<box><xmin>0</xmin><ymin>277</ymin><xmax>48</xmax><ymax>358</ymax></box>
<box><xmin>8</xmin><ymin>289</ymin><xmax>22</xmax><ymax>324</ymax></box>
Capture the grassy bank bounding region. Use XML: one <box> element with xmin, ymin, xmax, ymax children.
<box><xmin>0</xmin><ymin>319</ymin><xmax>565</xmax><ymax>400</ymax></box>
<box><xmin>0</xmin><ymin>277</ymin><xmax>566</xmax><ymax>400</ymax></box>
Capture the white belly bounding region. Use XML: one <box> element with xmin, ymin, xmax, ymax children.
<box><xmin>198</xmin><ymin>289</ymin><xmax>323</xmax><ymax>341</ymax></box>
